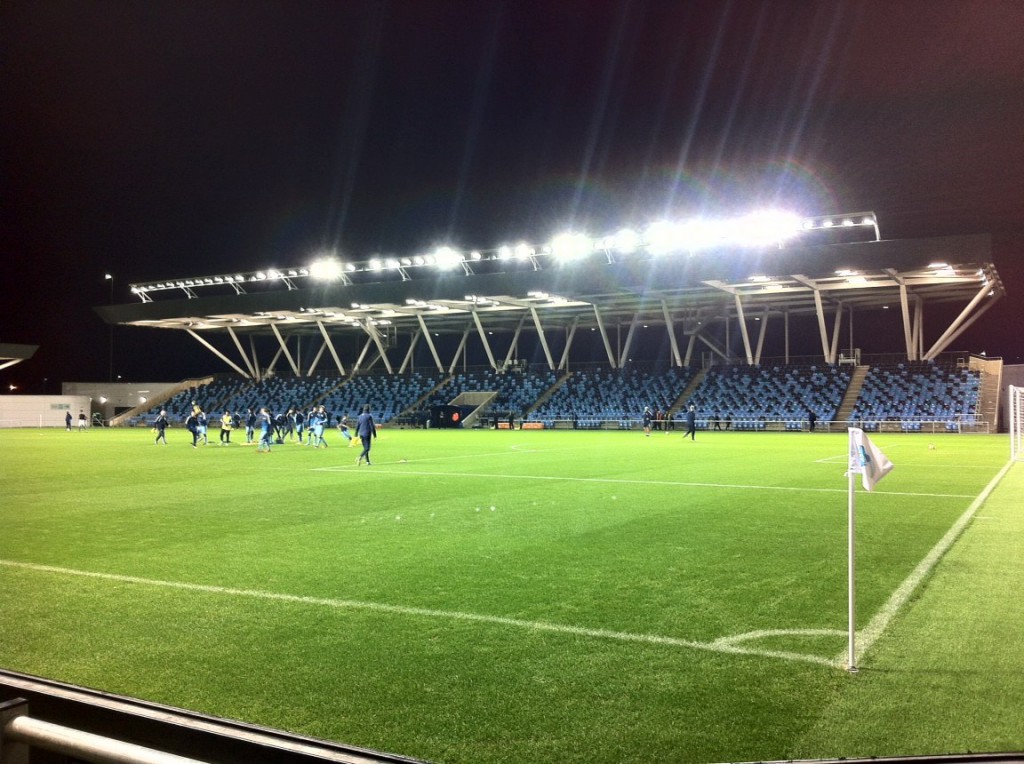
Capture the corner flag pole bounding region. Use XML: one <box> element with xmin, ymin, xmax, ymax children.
<box><xmin>846</xmin><ymin>427</ymin><xmax>893</xmax><ymax>673</ymax></box>
<box><xmin>847</xmin><ymin>465</ymin><xmax>858</xmax><ymax>672</ymax></box>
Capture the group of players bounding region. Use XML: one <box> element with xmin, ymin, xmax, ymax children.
<box><xmin>151</xmin><ymin>402</ymin><xmax>378</xmax><ymax>463</ymax></box>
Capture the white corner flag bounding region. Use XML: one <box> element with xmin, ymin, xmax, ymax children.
<box><xmin>845</xmin><ymin>427</ymin><xmax>894</xmax><ymax>672</ymax></box>
<box><xmin>848</xmin><ymin>427</ymin><xmax>894</xmax><ymax>491</ymax></box>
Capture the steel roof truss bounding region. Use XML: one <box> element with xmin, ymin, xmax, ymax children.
<box><xmin>360</xmin><ymin>319</ymin><xmax>393</xmax><ymax>374</ymax></box>
<box><xmin>558</xmin><ymin>316</ymin><xmax>579</xmax><ymax>371</ymax></box>
<box><xmin>270</xmin><ymin>323</ymin><xmax>300</xmax><ymax>376</ymax></box>
<box><xmin>529</xmin><ymin>307</ymin><xmax>556</xmax><ymax>371</ymax></box>
<box><xmin>592</xmin><ymin>305</ymin><xmax>617</xmax><ymax>369</ymax></box>
<box><xmin>661</xmin><ymin>300</ymin><xmax>682</xmax><ymax>368</ymax></box>
<box><xmin>415</xmin><ymin>314</ymin><xmax>444</xmax><ymax>373</ymax></box>
<box><xmin>186</xmin><ymin>329</ymin><xmax>251</xmax><ymax>378</ymax></box>
<box><xmin>471</xmin><ymin>309</ymin><xmax>499</xmax><ymax>371</ymax></box>
<box><xmin>227</xmin><ymin>326</ymin><xmax>258</xmax><ymax>379</ymax></box>
<box><xmin>923</xmin><ymin>283</ymin><xmax>997</xmax><ymax>361</ymax></box>
<box><xmin>316</xmin><ymin>321</ymin><xmax>347</xmax><ymax>377</ymax></box>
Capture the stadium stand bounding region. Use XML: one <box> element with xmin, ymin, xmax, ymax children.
<box><xmin>527</xmin><ymin>367</ymin><xmax>695</xmax><ymax>429</ymax></box>
<box><xmin>689</xmin><ymin>364</ymin><xmax>852</xmax><ymax>430</ymax></box>
<box><xmin>848</xmin><ymin>361</ymin><xmax>982</xmax><ymax>431</ymax></box>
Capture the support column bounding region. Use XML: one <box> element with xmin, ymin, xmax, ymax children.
<box><xmin>734</xmin><ymin>294</ymin><xmax>754</xmax><ymax>365</ymax></box>
<box><xmin>416</xmin><ymin>314</ymin><xmax>444</xmax><ymax>373</ymax></box>
<box><xmin>270</xmin><ymin>324</ymin><xmax>300</xmax><ymax>376</ymax></box>
<box><xmin>186</xmin><ymin>329</ymin><xmax>251</xmax><ymax>377</ymax></box>
<box><xmin>923</xmin><ymin>284</ymin><xmax>995</xmax><ymax>360</ymax></box>
<box><xmin>316</xmin><ymin>320</ymin><xmax>347</xmax><ymax>376</ymax></box>
<box><xmin>529</xmin><ymin>307</ymin><xmax>556</xmax><ymax>370</ymax></box>
<box><xmin>471</xmin><ymin>309</ymin><xmax>499</xmax><ymax>370</ymax></box>
<box><xmin>661</xmin><ymin>300</ymin><xmax>682</xmax><ymax>367</ymax></box>
<box><xmin>227</xmin><ymin>327</ymin><xmax>257</xmax><ymax>378</ymax></box>
<box><xmin>558</xmin><ymin>316</ymin><xmax>579</xmax><ymax>371</ymax></box>
<box><xmin>593</xmin><ymin>305</ymin><xmax>617</xmax><ymax>368</ymax></box>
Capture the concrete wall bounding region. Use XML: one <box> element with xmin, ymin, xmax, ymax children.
<box><xmin>1001</xmin><ymin>364</ymin><xmax>1024</xmax><ymax>433</ymax></box>
<box><xmin>0</xmin><ymin>395</ymin><xmax>93</xmax><ymax>428</ymax></box>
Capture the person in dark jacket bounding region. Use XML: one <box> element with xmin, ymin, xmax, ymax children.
<box><xmin>153</xmin><ymin>410</ymin><xmax>169</xmax><ymax>445</ymax></box>
<box><xmin>684</xmin><ymin>404</ymin><xmax>697</xmax><ymax>441</ymax></box>
<box><xmin>355</xmin><ymin>405</ymin><xmax>377</xmax><ymax>466</ymax></box>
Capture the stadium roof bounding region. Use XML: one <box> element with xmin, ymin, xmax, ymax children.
<box><xmin>0</xmin><ymin>343</ymin><xmax>39</xmax><ymax>372</ymax></box>
<box><xmin>96</xmin><ymin>222</ymin><xmax>1003</xmax><ymax>377</ymax></box>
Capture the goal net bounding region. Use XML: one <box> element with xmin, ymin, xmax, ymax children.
<box><xmin>1011</xmin><ymin>386</ymin><xmax>1024</xmax><ymax>462</ymax></box>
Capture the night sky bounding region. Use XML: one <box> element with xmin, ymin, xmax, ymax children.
<box><xmin>3</xmin><ymin>0</ymin><xmax>1023</xmax><ymax>392</ymax></box>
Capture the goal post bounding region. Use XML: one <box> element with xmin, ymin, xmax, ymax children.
<box><xmin>1011</xmin><ymin>385</ymin><xmax>1024</xmax><ymax>462</ymax></box>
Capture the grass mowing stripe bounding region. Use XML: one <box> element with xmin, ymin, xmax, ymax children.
<box><xmin>314</xmin><ymin>466</ymin><xmax>975</xmax><ymax>498</ymax></box>
<box><xmin>841</xmin><ymin>458</ymin><xmax>1016</xmax><ymax>667</ymax></box>
<box><xmin>0</xmin><ymin>558</ymin><xmax>838</xmax><ymax>668</ymax></box>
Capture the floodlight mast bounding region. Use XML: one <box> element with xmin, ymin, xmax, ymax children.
<box><xmin>126</xmin><ymin>210</ymin><xmax>878</xmax><ymax>301</ymax></box>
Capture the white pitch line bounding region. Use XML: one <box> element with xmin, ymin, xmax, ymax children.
<box><xmin>314</xmin><ymin>466</ymin><xmax>974</xmax><ymax>498</ymax></box>
<box><xmin>0</xmin><ymin>559</ymin><xmax>834</xmax><ymax>668</ymax></box>
<box><xmin>838</xmin><ymin>458</ymin><xmax>1015</xmax><ymax>666</ymax></box>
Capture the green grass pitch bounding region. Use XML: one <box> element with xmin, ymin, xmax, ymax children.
<box><xmin>1</xmin><ymin>426</ymin><xmax>1021</xmax><ymax>763</ymax></box>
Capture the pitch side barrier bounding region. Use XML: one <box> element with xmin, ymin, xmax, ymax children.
<box><xmin>528</xmin><ymin>418</ymin><xmax>991</xmax><ymax>434</ymax></box>
<box><xmin>0</xmin><ymin>669</ymin><xmax>425</xmax><ymax>764</ymax></box>
<box><xmin>2</xmin><ymin>675</ymin><xmax>1019</xmax><ymax>764</ymax></box>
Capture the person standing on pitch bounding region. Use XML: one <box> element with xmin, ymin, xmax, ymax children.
<box><xmin>257</xmin><ymin>407</ymin><xmax>273</xmax><ymax>453</ymax></box>
<box><xmin>355</xmin><ymin>404</ymin><xmax>377</xmax><ymax>466</ymax></box>
<box><xmin>245</xmin><ymin>407</ymin><xmax>256</xmax><ymax>444</ymax></box>
<box><xmin>684</xmin><ymin>404</ymin><xmax>697</xmax><ymax>441</ymax></box>
<box><xmin>154</xmin><ymin>410</ymin><xmax>169</xmax><ymax>445</ymax></box>
<box><xmin>65</xmin><ymin>411</ymin><xmax>73</xmax><ymax>431</ymax></box>
<box><xmin>219</xmin><ymin>410</ymin><xmax>233</xmax><ymax>445</ymax></box>
<box><xmin>642</xmin><ymin>406</ymin><xmax>653</xmax><ymax>436</ymax></box>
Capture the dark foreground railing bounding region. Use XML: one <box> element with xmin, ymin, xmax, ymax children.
<box><xmin>0</xmin><ymin>669</ymin><xmax>426</xmax><ymax>764</ymax></box>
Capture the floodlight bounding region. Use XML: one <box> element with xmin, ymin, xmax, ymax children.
<box><xmin>514</xmin><ymin>243</ymin><xmax>534</xmax><ymax>260</ymax></box>
<box><xmin>310</xmin><ymin>258</ymin><xmax>344</xmax><ymax>281</ymax></box>
<box><xmin>433</xmin><ymin>246</ymin><xmax>464</xmax><ymax>269</ymax></box>
<box><xmin>400</xmin><ymin>258</ymin><xmax>412</xmax><ymax>267</ymax></box>
<box><xmin>610</xmin><ymin>228</ymin><xmax>639</xmax><ymax>254</ymax></box>
<box><xmin>413</xmin><ymin>255</ymin><xmax>425</xmax><ymax>266</ymax></box>
<box><xmin>368</xmin><ymin>259</ymin><xmax>382</xmax><ymax>271</ymax></box>
<box><xmin>644</xmin><ymin>221</ymin><xmax>685</xmax><ymax>254</ymax></box>
<box><xmin>729</xmin><ymin>211</ymin><xmax>803</xmax><ymax>247</ymax></box>
<box><xmin>470</xmin><ymin>250</ymin><xmax>482</xmax><ymax>260</ymax></box>
<box><xmin>385</xmin><ymin>258</ymin><xmax>401</xmax><ymax>270</ymax></box>
<box><xmin>550</xmin><ymin>232</ymin><xmax>593</xmax><ymax>262</ymax></box>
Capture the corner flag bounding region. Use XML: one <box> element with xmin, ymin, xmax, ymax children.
<box><xmin>848</xmin><ymin>428</ymin><xmax>893</xmax><ymax>491</ymax></box>
<box><xmin>845</xmin><ymin>427</ymin><xmax>895</xmax><ymax>672</ymax></box>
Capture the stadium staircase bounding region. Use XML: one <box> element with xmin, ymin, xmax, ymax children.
<box><xmin>834</xmin><ymin>365</ymin><xmax>870</xmax><ymax>424</ymax></box>
<box><xmin>521</xmin><ymin>370</ymin><xmax>571</xmax><ymax>420</ymax></box>
<box><xmin>110</xmin><ymin>376</ymin><xmax>215</xmax><ymax>426</ymax></box>
<box><xmin>669</xmin><ymin>367</ymin><xmax>706</xmax><ymax>414</ymax></box>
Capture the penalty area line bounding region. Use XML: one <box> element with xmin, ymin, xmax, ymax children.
<box><xmin>0</xmin><ymin>559</ymin><xmax>836</xmax><ymax>669</ymax></box>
